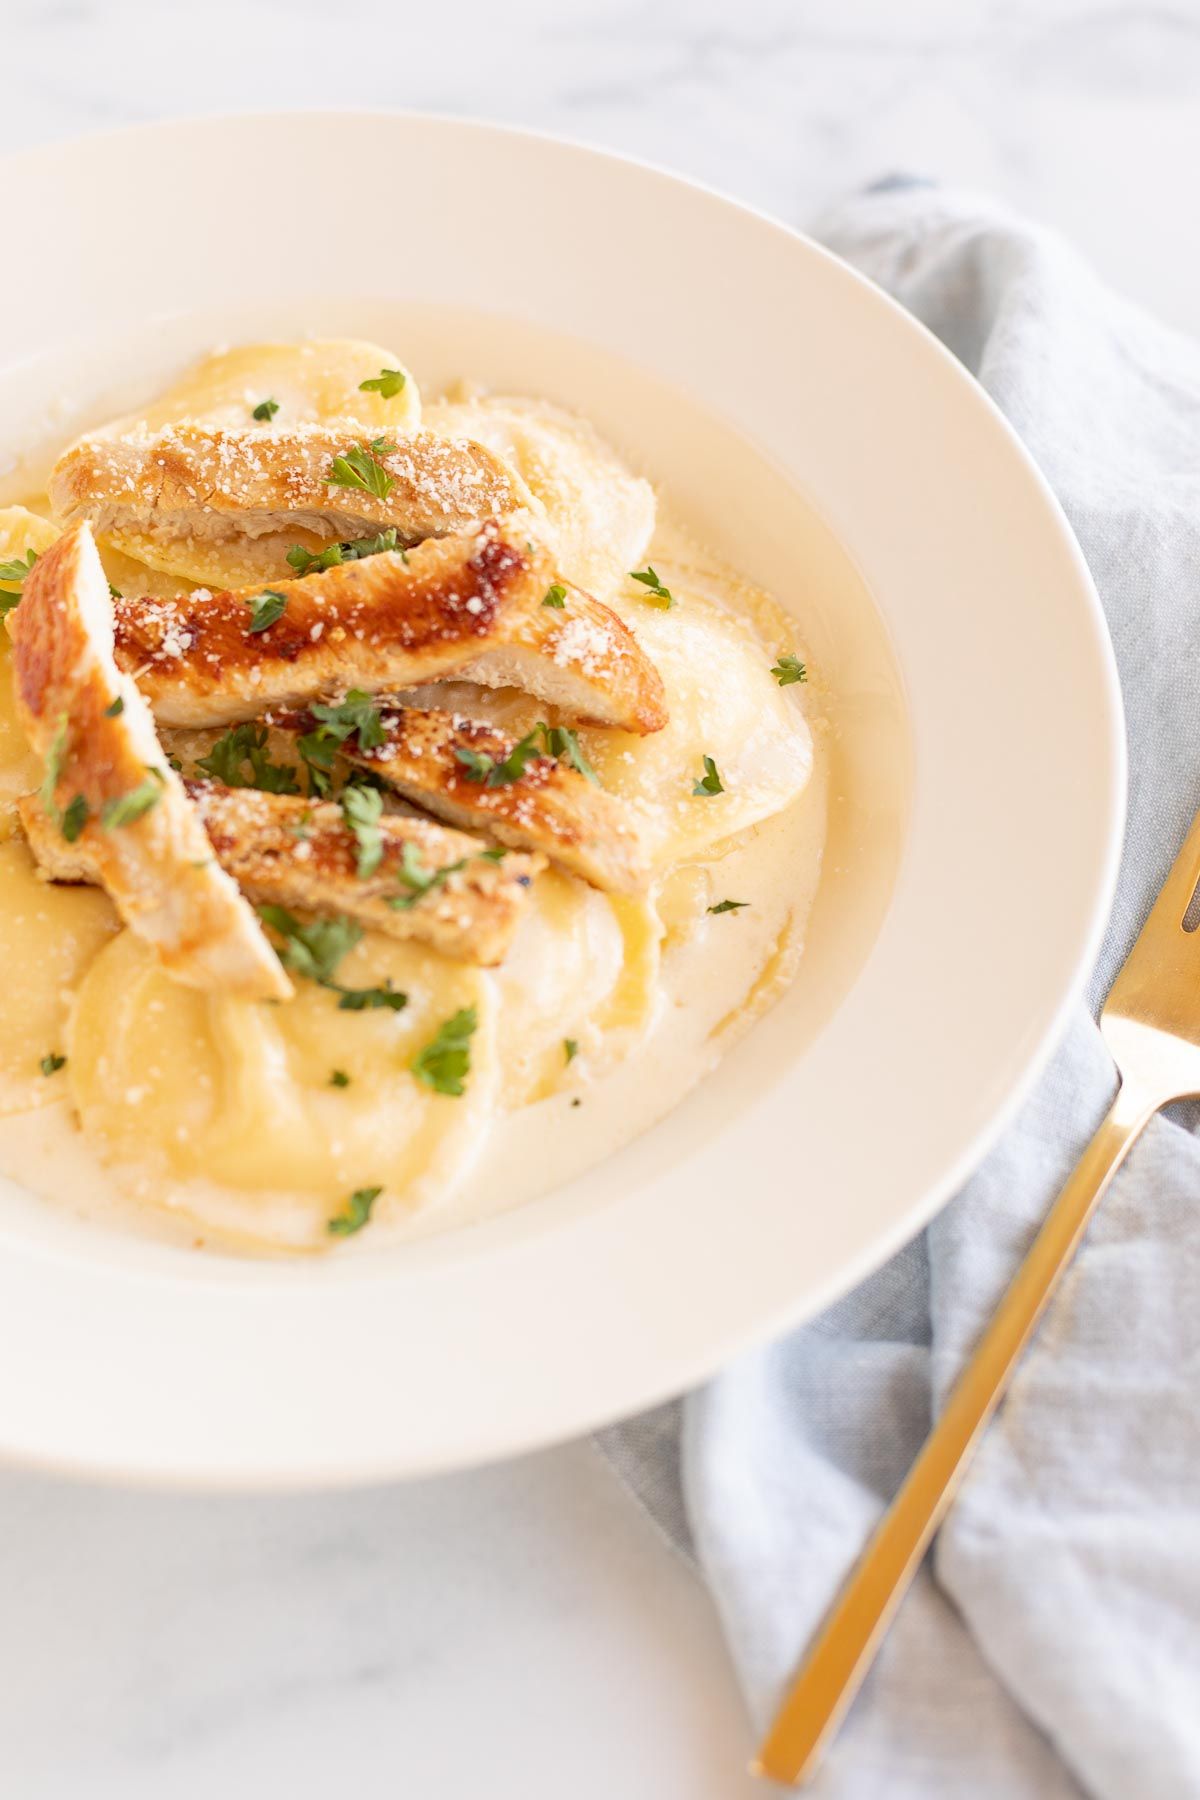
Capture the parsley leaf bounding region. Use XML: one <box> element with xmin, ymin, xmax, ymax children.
<box><xmin>0</xmin><ymin>549</ymin><xmax>37</xmax><ymax>584</ymax></box>
<box><xmin>285</xmin><ymin>528</ymin><xmax>402</xmax><ymax>578</ymax></box>
<box><xmin>310</xmin><ymin>690</ymin><xmax>387</xmax><ymax>751</ymax></box>
<box><xmin>101</xmin><ymin>768</ymin><xmax>165</xmax><ymax>830</ymax></box>
<box><xmin>104</xmin><ymin>695</ymin><xmax>125</xmax><ymax>718</ymax></box>
<box><xmin>692</xmin><ymin>755</ymin><xmax>724</xmax><ymax>797</ymax></box>
<box><xmin>388</xmin><ymin>841</ymin><xmax>467</xmax><ymax>911</ymax></box>
<box><xmin>411</xmin><ymin>1006</ymin><xmax>477</xmax><ymax>1097</ymax></box>
<box><xmin>327</xmin><ymin>441</ymin><xmax>395</xmax><ymax>500</ymax></box>
<box><xmin>340</xmin><ymin>782</ymin><xmax>385</xmax><ymax>878</ymax></box>
<box><xmin>453</xmin><ymin>724</ymin><xmax>596</xmax><ymax>788</ymax></box>
<box><xmin>630</xmin><ymin>566</ymin><xmax>674</xmax><ymax>609</ymax></box>
<box><xmin>108</xmin><ymin>582</ymin><xmax>123</xmax><ymax>600</ymax></box>
<box><xmin>708</xmin><ymin>898</ymin><xmax>749</xmax><ymax>914</ymax></box>
<box><xmin>770</xmin><ymin>653</ymin><xmax>807</xmax><ymax>687</ymax></box>
<box><xmin>359</xmin><ymin>368</ymin><xmax>407</xmax><ymax>399</ymax></box>
<box><xmin>542</xmin><ymin>583</ymin><xmax>567</xmax><ymax>609</ymax></box>
<box><xmin>329</xmin><ymin>1069</ymin><xmax>350</xmax><ymax>1088</ymax></box>
<box><xmin>252</xmin><ymin>397</ymin><xmax>280</xmax><ymax>422</ymax></box>
<box><xmin>297</xmin><ymin>730</ymin><xmax>339</xmax><ymax>797</ymax></box>
<box><xmin>452</xmin><ymin>745</ymin><xmax>496</xmax><ymax>784</ymax></box>
<box><xmin>258</xmin><ymin>906</ymin><xmax>407</xmax><ymax>1012</ymax></box>
<box><xmin>335</xmin><ymin>981</ymin><xmax>408</xmax><ymax>1013</ymax></box>
<box><xmin>259</xmin><ymin>907</ymin><xmax>363</xmax><ymax>985</ymax></box>
<box><xmin>487</xmin><ymin>729</ymin><xmax>547</xmax><ymax>787</ymax></box>
<box><xmin>196</xmin><ymin>723</ymin><xmax>301</xmax><ymax>795</ymax></box>
<box><xmin>0</xmin><ymin>548</ymin><xmax>37</xmax><ymax>612</ymax></box>
<box><xmin>39</xmin><ymin>714</ymin><xmax>68</xmax><ymax>821</ymax></box>
<box><xmin>343</xmin><ymin>528</ymin><xmax>400</xmax><ymax>560</ymax></box>
<box><xmin>328</xmin><ymin>1185</ymin><xmax>382</xmax><ymax>1238</ymax></box>
<box><xmin>40</xmin><ymin>1053</ymin><xmax>66</xmax><ymax>1077</ymax></box>
<box><xmin>286</xmin><ymin>542</ymin><xmax>343</xmax><ymax>577</ymax></box>
<box><xmin>61</xmin><ymin>794</ymin><xmax>89</xmax><ymax>842</ymax></box>
<box><xmin>540</xmin><ymin>723</ymin><xmax>597</xmax><ymax>783</ymax></box>
<box><xmin>245</xmin><ymin>590</ymin><xmax>288</xmax><ymax>634</ymax></box>
<box><xmin>564</xmin><ymin>1038</ymin><xmax>578</xmax><ymax>1064</ymax></box>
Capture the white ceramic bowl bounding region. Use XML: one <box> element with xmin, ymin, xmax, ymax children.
<box><xmin>0</xmin><ymin>114</ymin><xmax>1123</xmax><ymax>1487</ymax></box>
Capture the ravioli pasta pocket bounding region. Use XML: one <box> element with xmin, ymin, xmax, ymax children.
<box><xmin>0</xmin><ymin>338</ymin><xmax>818</xmax><ymax>1254</ymax></box>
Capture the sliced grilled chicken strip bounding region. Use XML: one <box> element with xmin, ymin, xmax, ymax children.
<box><xmin>112</xmin><ymin>528</ymin><xmax>553</xmax><ymax>726</ymax></box>
<box><xmin>435</xmin><ymin>580</ymin><xmax>668</xmax><ymax>734</ymax></box>
<box><xmin>49</xmin><ymin>421</ymin><xmax>531</xmax><ymax>551</ymax></box>
<box><xmin>112</xmin><ymin>531</ymin><xmax>669</xmax><ymax>734</ymax></box>
<box><xmin>23</xmin><ymin>784</ymin><xmax>543</xmax><ymax>968</ymax></box>
<box><xmin>271</xmin><ymin>703</ymin><xmax>650</xmax><ymax>895</ymax></box>
<box><xmin>7</xmin><ymin>523</ymin><xmax>290</xmax><ymax>1000</ymax></box>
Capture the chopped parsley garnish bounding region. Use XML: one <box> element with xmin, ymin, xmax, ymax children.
<box><xmin>0</xmin><ymin>548</ymin><xmax>37</xmax><ymax>612</ymax></box>
<box><xmin>297</xmin><ymin>730</ymin><xmax>338</xmax><ymax>797</ymax></box>
<box><xmin>300</xmin><ymin>691</ymin><xmax>386</xmax><ymax>795</ymax></box>
<box><xmin>61</xmin><ymin>794</ymin><xmax>89</xmax><ymax>842</ymax></box>
<box><xmin>104</xmin><ymin>695</ymin><xmax>125</xmax><ymax>718</ymax></box>
<box><xmin>708</xmin><ymin>898</ymin><xmax>749</xmax><ymax>914</ymax></box>
<box><xmin>252</xmin><ymin>397</ymin><xmax>280</xmax><ymax>421</ymax></box>
<box><xmin>389</xmin><ymin>841</ymin><xmax>466</xmax><ymax>911</ymax></box>
<box><xmin>453</xmin><ymin>723</ymin><xmax>594</xmax><ymax>790</ymax></box>
<box><xmin>630</xmin><ymin>566</ymin><xmax>674</xmax><ymax>609</ymax></box>
<box><xmin>344</xmin><ymin>528</ymin><xmax>401</xmax><ymax>560</ymax></box>
<box><xmin>540</xmin><ymin>723</ymin><xmax>597</xmax><ymax>783</ymax></box>
<box><xmin>486</xmin><ymin>729</ymin><xmax>546</xmax><ymax>787</ymax></box>
<box><xmin>411</xmin><ymin>1006</ymin><xmax>477</xmax><ymax>1097</ymax></box>
<box><xmin>39</xmin><ymin>714</ymin><xmax>68</xmax><ymax>821</ymax></box>
<box><xmin>329</xmin><ymin>1069</ymin><xmax>351</xmax><ymax>1088</ymax></box>
<box><xmin>101</xmin><ymin>768</ymin><xmax>164</xmax><ymax>830</ymax></box>
<box><xmin>285</xmin><ymin>528</ymin><xmax>401</xmax><ymax>577</ymax></box>
<box><xmin>40</xmin><ymin>1053</ymin><xmax>66</xmax><ymax>1077</ymax></box>
<box><xmin>286</xmin><ymin>542</ymin><xmax>342</xmax><ymax>577</ymax></box>
<box><xmin>340</xmin><ymin>782</ymin><xmax>385</xmax><ymax>878</ymax></box>
<box><xmin>245</xmin><ymin>589</ymin><xmax>288</xmax><ymax>634</ymax></box>
<box><xmin>452</xmin><ymin>745</ymin><xmax>497</xmax><ymax>784</ymax></box>
<box><xmin>196</xmin><ymin>722</ymin><xmax>301</xmax><ymax>795</ymax></box>
<box><xmin>258</xmin><ymin>906</ymin><xmax>407</xmax><ymax>1012</ymax></box>
<box><xmin>327</xmin><ymin>439</ymin><xmax>396</xmax><ymax>501</ymax></box>
<box><xmin>310</xmin><ymin>690</ymin><xmax>387</xmax><ymax>751</ymax></box>
<box><xmin>564</xmin><ymin>1038</ymin><xmax>578</xmax><ymax>1064</ymax></box>
<box><xmin>542</xmin><ymin>583</ymin><xmax>567</xmax><ymax>609</ymax></box>
<box><xmin>359</xmin><ymin>368</ymin><xmax>407</xmax><ymax>399</ymax></box>
<box><xmin>334</xmin><ymin>981</ymin><xmax>408</xmax><ymax>1013</ymax></box>
<box><xmin>692</xmin><ymin>755</ymin><xmax>724</xmax><ymax>797</ymax></box>
<box><xmin>479</xmin><ymin>846</ymin><xmax>507</xmax><ymax>862</ymax></box>
<box><xmin>107</xmin><ymin>581</ymin><xmax>123</xmax><ymax>600</ymax></box>
<box><xmin>328</xmin><ymin>1185</ymin><xmax>382</xmax><ymax>1238</ymax></box>
<box><xmin>259</xmin><ymin>906</ymin><xmax>362</xmax><ymax>985</ymax></box>
<box><xmin>771</xmin><ymin>654</ymin><xmax>807</xmax><ymax>686</ymax></box>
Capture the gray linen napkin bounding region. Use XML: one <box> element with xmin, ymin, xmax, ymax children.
<box><xmin>600</xmin><ymin>184</ymin><xmax>1200</xmax><ymax>1800</ymax></box>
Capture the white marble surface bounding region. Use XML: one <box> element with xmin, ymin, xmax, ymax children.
<box><xmin>1</xmin><ymin>1</ymin><xmax>1196</xmax><ymax>1793</ymax></box>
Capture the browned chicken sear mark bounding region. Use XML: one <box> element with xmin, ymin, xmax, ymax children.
<box><xmin>110</xmin><ymin>527</ymin><xmax>556</xmax><ymax>726</ymax></box>
<box><xmin>270</xmin><ymin>701</ymin><xmax>650</xmax><ymax>895</ymax></box>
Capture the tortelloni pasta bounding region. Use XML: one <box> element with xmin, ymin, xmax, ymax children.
<box><xmin>0</xmin><ymin>336</ymin><xmax>824</xmax><ymax>1256</ymax></box>
<box><xmin>67</xmin><ymin>931</ymin><xmax>499</xmax><ymax>1252</ymax></box>
<box><xmin>0</xmin><ymin>839</ymin><xmax>119</xmax><ymax>1115</ymax></box>
<box><xmin>82</xmin><ymin>339</ymin><xmax>423</xmax><ymax>591</ymax></box>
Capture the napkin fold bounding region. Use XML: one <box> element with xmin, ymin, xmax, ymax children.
<box><xmin>601</xmin><ymin>183</ymin><xmax>1200</xmax><ymax>1800</ymax></box>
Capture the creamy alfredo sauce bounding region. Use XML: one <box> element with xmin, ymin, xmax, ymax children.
<box><xmin>0</xmin><ymin>327</ymin><xmax>908</xmax><ymax>1257</ymax></box>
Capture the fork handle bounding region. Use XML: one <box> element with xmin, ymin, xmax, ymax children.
<box><xmin>753</xmin><ymin>1077</ymin><xmax>1159</xmax><ymax>1787</ymax></box>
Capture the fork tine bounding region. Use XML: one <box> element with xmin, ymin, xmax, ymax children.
<box><xmin>1134</xmin><ymin>804</ymin><xmax>1200</xmax><ymax>938</ymax></box>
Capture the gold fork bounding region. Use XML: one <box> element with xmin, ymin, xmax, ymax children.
<box><xmin>755</xmin><ymin>804</ymin><xmax>1200</xmax><ymax>1786</ymax></box>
